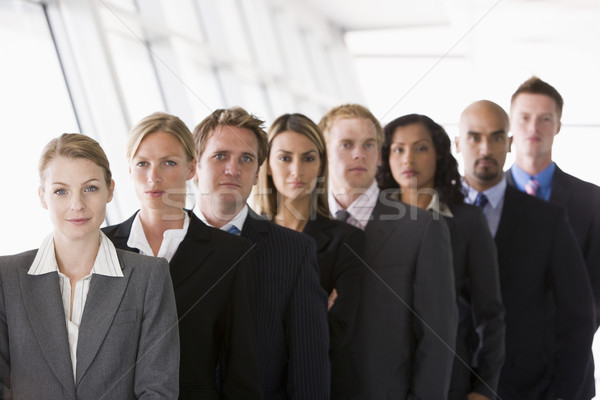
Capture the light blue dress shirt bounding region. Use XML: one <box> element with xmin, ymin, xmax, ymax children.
<box><xmin>509</xmin><ymin>162</ymin><xmax>556</xmax><ymax>201</ymax></box>
<box><xmin>462</xmin><ymin>178</ymin><xmax>506</xmax><ymax>237</ymax></box>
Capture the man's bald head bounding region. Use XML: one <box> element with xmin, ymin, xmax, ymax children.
<box><xmin>456</xmin><ymin>100</ymin><xmax>511</xmax><ymax>192</ymax></box>
<box><xmin>459</xmin><ymin>100</ymin><xmax>510</xmax><ymax>135</ymax></box>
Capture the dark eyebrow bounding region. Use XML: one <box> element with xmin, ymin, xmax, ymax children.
<box><xmin>491</xmin><ymin>130</ymin><xmax>507</xmax><ymax>135</ymax></box>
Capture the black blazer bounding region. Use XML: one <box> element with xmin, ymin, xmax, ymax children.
<box><xmin>494</xmin><ymin>185</ymin><xmax>595</xmax><ymax>400</ymax></box>
<box><xmin>303</xmin><ymin>214</ymin><xmax>364</xmax><ymax>400</ymax></box>
<box><xmin>445</xmin><ymin>204</ymin><xmax>505</xmax><ymax>400</ymax></box>
<box><xmin>103</xmin><ymin>211</ymin><xmax>261</xmax><ymax>400</ymax></box>
<box><xmin>348</xmin><ymin>196</ymin><xmax>457</xmax><ymax>400</ymax></box>
<box><xmin>507</xmin><ymin>166</ymin><xmax>600</xmax><ymax>324</ymax></box>
<box><xmin>242</xmin><ymin>209</ymin><xmax>330</xmax><ymax>400</ymax></box>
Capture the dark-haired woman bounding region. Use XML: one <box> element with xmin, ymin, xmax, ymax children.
<box><xmin>377</xmin><ymin>114</ymin><xmax>505</xmax><ymax>400</ymax></box>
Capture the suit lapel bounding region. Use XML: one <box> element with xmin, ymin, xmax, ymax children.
<box><xmin>242</xmin><ymin>208</ymin><xmax>270</xmax><ymax>252</ymax></box>
<box><xmin>549</xmin><ymin>166</ymin><xmax>573</xmax><ymax>206</ymax></box>
<box><xmin>364</xmin><ymin>199</ymin><xmax>397</xmax><ymax>264</ymax></box>
<box><xmin>169</xmin><ymin>213</ymin><xmax>213</xmax><ymax>288</ymax></box>
<box><xmin>495</xmin><ymin>185</ymin><xmax>527</xmax><ymax>249</ymax></box>
<box><xmin>108</xmin><ymin>212</ymin><xmax>138</xmax><ymax>253</ymax></box>
<box><xmin>75</xmin><ymin>259</ymin><xmax>132</xmax><ymax>386</ymax></box>
<box><xmin>303</xmin><ymin>215</ymin><xmax>333</xmax><ymax>253</ymax></box>
<box><xmin>19</xmin><ymin>267</ymin><xmax>76</xmax><ymax>396</ymax></box>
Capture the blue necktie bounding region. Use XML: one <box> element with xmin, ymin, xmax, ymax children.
<box><xmin>525</xmin><ymin>177</ymin><xmax>540</xmax><ymax>197</ymax></box>
<box><xmin>226</xmin><ymin>225</ymin><xmax>240</xmax><ymax>235</ymax></box>
<box><xmin>474</xmin><ymin>192</ymin><xmax>489</xmax><ymax>208</ymax></box>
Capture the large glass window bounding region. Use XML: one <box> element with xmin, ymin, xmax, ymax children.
<box><xmin>0</xmin><ymin>1</ymin><xmax>79</xmax><ymax>255</ymax></box>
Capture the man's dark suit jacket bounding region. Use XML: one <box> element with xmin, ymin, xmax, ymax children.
<box><xmin>445</xmin><ymin>204</ymin><xmax>505</xmax><ymax>400</ymax></box>
<box><xmin>507</xmin><ymin>167</ymin><xmax>600</xmax><ymax>322</ymax></box>
<box><xmin>507</xmin><ymin>166</ymin><xmax>600</xmax><ymax>399</ymax></box>
<box><xmin>303</xmin><ymin>214</ymin><xmax>364</xmax><ymax>400</ymax></box>
<box><xmin>242</xmin><ymin>209</ymin><xmax>330</xmax><ymax>400</ymax></box>
<box><xmin>494</xmin><ymin>184</ymin><xmax>595</xmax><ymax>400</ymax></box>
<box><xmin>347</xmin><ymin>195</ymin><xmax>457</xmax><ymax>400</ymax></box>
<box><xmin>103</xmin><ymin>211</ymin><xmax>262</xmax><ymax>400</ymax></box>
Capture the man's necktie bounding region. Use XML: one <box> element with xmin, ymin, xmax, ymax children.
<box><xmin>335</xmin><ymin>210</ymin><xmax>351</xmax><ymax>223</ymax></box>
<box><xmin>474</xmin><ymin>192</ymin><xmax>489</xmax><ymax>208</ymax></box>
<box><xmin>226</xmin><ymin>225</ymin><xmax>241</xmax><ymax>235</ymax></box>
<box><xmin>525</xmin><ymin>177</ymin><xmax>540</xmax><ymax>197</ymax></box>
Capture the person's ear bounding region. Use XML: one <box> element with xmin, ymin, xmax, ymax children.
<box><xmin>107</xmin><ymin>180</ymin><xmax>115</xmax><ymax>203</ymax></box>
<box><xmin>38</xmin><ymin>187</ymin><xmax>48</xmax><ymax>210</ymax></box>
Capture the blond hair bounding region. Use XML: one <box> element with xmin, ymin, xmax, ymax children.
<box><xmin>318</xmin><ymin>103</ymin><xmax>383</xmax><ymax>145</ymax></box>
<box><xmin>39</xmin><ymin>133</ymin><xmax>112</xmax><ymax>187</ymax></box>
<box><xmin>127</xmin><ymin>112</ymin><xmax>195</xmax><ymax>161</ymax></box>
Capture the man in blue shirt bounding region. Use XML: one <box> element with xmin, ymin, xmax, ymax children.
<box><xmin>507</xmin><ymin>77</ymin><xmax>600</xmax><ymax>399</ymax></box>
<box><xmin>457</xmin><ymin>99</ymin><xmax>595</xmax><ymax>400</ymax></box>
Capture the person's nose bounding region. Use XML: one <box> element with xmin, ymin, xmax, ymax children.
<box><xmin>148</xmin><ymin>164</ymin><xmax>161</xmax><ymax>184</ymax></box>
<box><xmin>290</xmin><ymin>159</ymin><xmax>303</xmax><ymax>177</ymax></box>
<box><xmin>224</xmin><ymin>158</ymin><xmax>240</xmax><ymax>176</ymax></box>
<box><xmin>70</xmin><ymin>191</ymin><xmax>85</xmax><ymax>211</ymax></box>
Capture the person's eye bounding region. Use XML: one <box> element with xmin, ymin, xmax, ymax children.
<box><xmin>136</xmin><ymin>161</ymin><xmax>148</xmax><ymax>167</ymax></box>
<box><xmin>468</xmin><ymin>136</ymin><xmax>480</xmax><ymax>143</ymax></box>
<box><xmin>165</xmin><ymin>160</ymin><xmax>176</xmax><ymax>166</ymax></box>
<box><xmin>392</xmin><ymin>147</ymin><xmax>404</xmax><ymax>154</ymax></box>
<box><xmin>494</xmin><ymin>136</ymin><xmax>506</xmax><ymax>142</ymax></box>
<box><xmin>341</xmin><ymin>142</ymin><xmax>352</xmax><ymax>149</ymax></box>
<box><xmin>54</xmin><ymin>188</ymin><xmax>67</xmax><ymax>196</ymax></box>
<box><xmin>278</xmin><ymin>156</ymin><xmax>291</xmax><ymax>162</ymax></box>
<box><xmin>304</xmin><ymin>156</ymin><xmax>315</xmax><ymax>162</ymax></box>
<box><xmin>241</xmin><ymin>155</ymin><xmax>253</xmax><ymax>163</ymax></box>
<box><xmin>214</xmin><ymin>154</ymin><xmax>225</xmax><ymax>160</ymax></box>
<box><xmin>84</xmin><ymin>185</ymin><xmax>98</xmax><ymax>193</ymax></box>
<box><xmin>365</xmin><ymin>142</ymin><xmax>375</xmax><ymax>149</ymax></box>
<box><xmin>417</xmin><ymin>145</ymin><xmax>428</xmax><ymax>152</ymax></box>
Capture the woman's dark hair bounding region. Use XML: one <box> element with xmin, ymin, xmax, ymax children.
<box><xmin>377</xmin><ymin>114</ymin><xmax>464</xmax><ymax>206</ymax></box>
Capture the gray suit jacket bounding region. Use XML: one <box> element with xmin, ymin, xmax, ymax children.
<box><xmin>349</xmin><ymin>195</ymin><xmax>457</xmax><ymax>399</ymax></box>
<box><xmin>0</xmin><ymin>248</ymin><xmax>180</xmax><ymax>400</ymax></box>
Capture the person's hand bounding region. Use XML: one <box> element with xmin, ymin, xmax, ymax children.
<box><xmin>328</xmin><ymin>289</ymin><xmax>338</xmax><ymax>311</ymax></box>
<box><xmin>467</xmin><ymin>392</ymin><xmax>491</xmax><ymax>400</ymax></box>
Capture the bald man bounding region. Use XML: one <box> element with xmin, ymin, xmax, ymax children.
<box><xmin>456</xmin><ymin>100</ymin><xmax>595</xmax><ymax>400</ymax></box>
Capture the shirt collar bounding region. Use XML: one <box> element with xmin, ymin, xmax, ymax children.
<box><xmin>127</xmin><ymin>211</ymin><xmax>190</xmax><ymax>256</ymax></box>
<box><xmin>329</xmin><ymin>181</ymin><xmax>379</xmax><ymax>214</ymax></box>
<box><xmin>511</xmin><ymin>162</ymin><xmax>556</xmax><ymax>191</ymax></box>
<box><xmin>462</xmin><ymin>177</ymin><xmax>507</xmax><ymax>210</ymax></box>
<box><xmin>29</xmin><ymin>232</ymin><xmax>124</xmax><ymax>277</ymax></box>
<box><xmin>194</xmin><ymin>204</ymin><xmax>249</xmax><ymax>232</ymax></box>
<box><xmin>426</xmin><ymin>192</ymin><xmax>454</xmax><ymax>218</ymax></box>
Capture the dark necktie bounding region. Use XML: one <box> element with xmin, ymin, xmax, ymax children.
<box><xmin>525</xmin><ymin>177</ymin><xmax>540</xmax><ymax>197</ymax></box>
<box><xmin>335</xmin><ymin>209</ymin><xmax>351</xmax><ymax>223</ymax></box>
<box><xmin>474</xmin><ymin>192</ymin><xmax>489</xmax><ymax>208</ymax></box>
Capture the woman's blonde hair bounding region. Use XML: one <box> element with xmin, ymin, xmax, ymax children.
<box><xmin>127</xmin><ymin>112</ymin><xmax>196</xmax><ymax>162</ymax></box>
<box><xmin>39</xmin><ymin>133</ymin><xmax>112</xmax><ymax>187</ymax></box>
<box><xmin>255</xmin><ymin>113</ymin><xmax>330</xmax><ymax>219</ymax></box>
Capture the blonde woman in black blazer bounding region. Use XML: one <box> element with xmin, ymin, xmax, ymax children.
<box><xmin>103</xmin><ymin>112</ymin><xmax>261</xmax><ymax>399</ymax></box>
<box><xmin>377</xmin><ymin>114</ymin><xmax>506</xmax><ymax>400</ymax></box>
<box><xmin>254</xmin><ymin>113</ymin><xmax>364</xmax><ymax>400</ymax></box>
<box><xmin>0</xmin><ymin>133</ymin><xmax>179</xmax><ymax>399</ymax></box>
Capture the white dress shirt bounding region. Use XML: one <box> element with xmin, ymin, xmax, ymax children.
<box><xmin>28</xmin><ymin>232</ymin><xmax>124</xmax><ymax>380</ymax></box>
<box><xmin>462</xmin><ymin>178</ymin><xmax>506</xmax><ymax>237</ymax></box>
<box><xmin>328</xmin><ymin>181</ymin><xmax>379</xmax><ymax>231</ymax></box>
<box><xmin>194</xmin><ymin>204</ymin><xmax>249</xmax><ymax>234</ymax></box>
<box><xmin>127</xmin><ymin>211</ymin><xmax>190</xmax><ymax>262</ymax></box>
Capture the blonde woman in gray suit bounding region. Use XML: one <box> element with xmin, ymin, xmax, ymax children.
<box><xmin>0</xmin><ymin>133</ymin><xmax>179</xmax><ymax>399</ymax></box>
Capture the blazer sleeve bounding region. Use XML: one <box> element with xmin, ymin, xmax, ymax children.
<box><xmin>585</xmin><ymin>190</ymin><xmax>600</xmax><ymax>328</ymax></box>
<box><xmin>465</xmin><ymin>210</ymin><xmax>505</xmax><ymax>398</ymax></box>
<box><xmin>328</xmin><ymin>227</ymin><xmax>364</xmax><ymax>352</ymax></box>
<box><xmin>222</xmin><ymin>249</ymin><xmax>262</xmax><ymax>399</ymax></box>
<box><xmin>411</xmin><ymin>216</ymin><xmax>457</xmax><ymax>400</ymax></box>
<box><xmin>0</xmin><ymin>262</ymin><xmax>11</xmax><ymax>399</ymax></box>
<box><xmin>134</xmin><ymin>258</ymin><xmax>180</xmax><ymax>400</ymax></box>
<box><xmin>284</xmin><ymin>239</ymin><xmax>331</xmax><ymax>400</ymax></box>
<box><xmin>550</xmin><ymin>210</ymin><xmax>595</xmax><ymax>399</ymax></box>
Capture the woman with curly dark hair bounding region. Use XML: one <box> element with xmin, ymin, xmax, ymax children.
<box><xmin>378</xmin><ymin>114</ymin><xmax>506</xmax><ymax>400</ymax></box>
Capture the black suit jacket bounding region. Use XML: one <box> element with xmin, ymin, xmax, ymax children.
<box><xmin>494</xmin><ymin>185</ymin><xmax>595</xmax><ymax>400</ymax></box>
<box><xmin>303</xmin><ymin>215</ymin><xmax>364</xmax><ymax>400</ymax></box>
<box><xmin>445</xmin><ymin>204</ymin><xmax>505</xmax><ymax>400</ymax></box>
<box><xmin>507</xmin><ymin>166</ymin><xmax>600</xmax><ymax>324</ymax></box>
<box><xmin>348</xmin><ymin>196</ymin><xmax>457</xmax><ymax>400</ymax></box>
<box><xmin>242</xmin><ymin>209</ymin><xmax>330</xmax><ymax>400</ymax></box>
<box><xmin>103</xmin><ymin>211</ymin><xmax>261</xmax><ymax>400</ymax></box>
